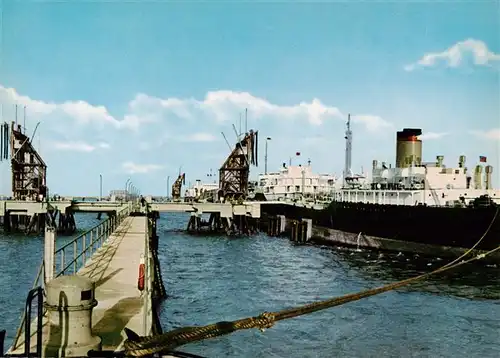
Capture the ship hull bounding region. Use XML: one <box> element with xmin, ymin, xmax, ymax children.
<box><xmin>309</xmin><ymin>225</ymin><xmax>500</xmax><ymax>262</ymax></box>
<box><xmin>262</xmin><ymin>202</ymin><xmax>500</xmax><ymax>257</ymax></box>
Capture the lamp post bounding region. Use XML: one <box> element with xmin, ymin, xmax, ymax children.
<box><xmin>99</xmin><ymin>174</ymin><xmax>102</xmax><ymax>202</ymax></box>
<box><xmin>167</xmin><ymin>176</ymin><xmax>170</xmax><ymax>201</ymax></box>
<box><xmin>265</xmin><ymin>137</ymin><xmax>271</xmax><ymax>175</ymax></box>
<box><xmin>127</xmin><ymin>181</ymin><xmax>133</xmax><ymax>201</ymax></box>
<box><xmin>125</xmin><ymin>178</ymin><xmax>131</xmax><ymax>201</ymax></box>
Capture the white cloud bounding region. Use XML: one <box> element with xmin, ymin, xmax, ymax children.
<box><xmin>471</xmin><ymin>128</ymin><xmax>500</xmax><ymax>141</ymax></box>
<box><xmin>351</xmin><ymin>114</ymin><xmax>393</xmax><ymax>132</ymax></box>
<box><xmin>59</xmin><ymin>101</ymin><xmax>117</xmax><ymax>126</ymax></box>
<box><xmin>404</xmin><ymin>39</ymin><xmax>500</xmax><ymax>71</ymax></box>
<box><xmin>128</xmin><ymin>91</ymin><xmax>347</xmax><ymax>127</ymax></box>
<box><xmin>122</xmin><ymin>161</ymin><xmax>164</xmax><ymax>174</ymax></box>
<box><xmin>419</xmin><ymin>132</ymin><xmax>449</xmax><ymax>140</ymax></box>
<box><xmin>97</xmin><ymin>142</ymin><xmax>110</xmax><ymax>149</ymax></box>
<box><xmin>0</xmin><ymin>87</ymin><xmax>57</xmax><ymax>115</ymax></box>
<box><xmin>0</xmin><ymin>85</ymin><xmax>121</xmax><ymax>128</ymax></box>
<box><xmin>51</xmin><ymin>141</ymin><xmax>98</xmax><ymax>152</ymax></box>
<box><xmin>181</xmin><ymin>132</ymin><xmax>217</xmax><ymax>142</ymax></box>
<box><xmin>49</xmin><ymin>140</ymin><xmax>111</xmax><ymax>152</ymax></box>
<box><xmin>0</xmin><ymin>85</ymin><xmax>390</xmax><ymax>134</ymax></box>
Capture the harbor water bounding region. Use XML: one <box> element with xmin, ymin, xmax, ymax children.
<box><xmin>1</xmin><ymin>212</ymin><xmax>499</xmax><ymax>357</ymax></box>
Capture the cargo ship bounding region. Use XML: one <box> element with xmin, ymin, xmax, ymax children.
<box><xmin>262</xmin><ymin>116</ymin><xmax>500</xmax><ymax>258</ymax></box>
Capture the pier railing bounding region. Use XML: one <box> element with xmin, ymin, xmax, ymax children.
<box><xmin>54</xmin><ymin>203</ymin><xmax>132</xmax><ymax>277</ymax></box>
<box><xmin>10</xmin><ymin>202</ymin><xmax>133</xmax><ymax>352</ymax></box>
<box><xmin>11</xmin><ymin>261</ymin><xmax>45</xmax><ymax>351</ymax></box>
<box><xmin>141</xmin><ymin>212</ymin><xmax>158</xmax><ymax>337</ymax></box>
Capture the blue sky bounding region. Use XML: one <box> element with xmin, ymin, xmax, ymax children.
<box><xmin>0</xmin><ymin>0</ymin><xmax>499</xmax><ymax>196</ymax></box>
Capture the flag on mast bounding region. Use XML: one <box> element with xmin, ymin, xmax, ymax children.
<box><xmin>479</xmin><ymin>156</ymin><xmax>487</xmax><ymax>163</ymax></box>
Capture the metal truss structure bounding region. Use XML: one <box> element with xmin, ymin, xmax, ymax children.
<box><xmin>171</xmin><ymin>173</ymin><xmax>186</xmax><ymax>200</ymax></box>
<box><xmin>9</xmin><ymin>122</ymin><xmax>47</xmax><ymax>201</ymax></box>
<box><xmin>218</xmin><ymin>129</ymin><xmax>258</xmax><ymax>202</ymax></box>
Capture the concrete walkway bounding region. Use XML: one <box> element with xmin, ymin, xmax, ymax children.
<box><xmin>78</xmin><ymin>216</ymin><xmax>148</xmax><ymax>350</ymax></box>
<box><xmin>8</xmin><ymin>216</ymin><xmax>150</xmax><ymax>355</ymax></box>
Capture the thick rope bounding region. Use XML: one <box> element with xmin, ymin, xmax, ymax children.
<box><xmin>124</xmin><ymin>249</ymin><xmax>499</xmax><ymax>356</ymax></box>
<box><xmin>441</xmin><ymin>206</ymin><xmax>498</xmax><ymax>268</ymax></box>
<box><xmin>124</xmin><ymin>207</ymin><xmax>499</xmax><ymax>356</ymax></box>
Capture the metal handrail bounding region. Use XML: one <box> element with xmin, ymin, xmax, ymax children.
<box><xmin>12</xmin><ymin>262</ymin><xmax>44</xmax><ymax>351</ymax></box>
<box><xmin>142</xmin><ymin>216</ymin><xmax>151</xmax><ymax>336</ymax></box>
<box><xmin>11</xmin><ymin>203</ymin><xmax>133</xmax><ymax>352</ymax></box>
<box><xmin>0</xmin><ymin>329</ymin><xmax>5</xmax><ymax>357</ymax></box>
<box><xmin>54</xmin><ymin>205</ymin><xmax>131</xmax><ymax>277</ymax></box>
<box><xmin>23</xmin><ymin>287</ymin><xmax>43</xmax><ymax>357</ymax></box>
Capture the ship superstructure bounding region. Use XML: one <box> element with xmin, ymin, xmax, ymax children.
<box><xmin>337</xmin><ymin>124</ymin><xmax>499</xmax><ymax>207</ymax></box>
<box><xmin>257</xmin><ymin>161</ymin><xmax>337</xmax><ymax>202</ymax></box>
<box><xmin>185</xmin><ymin>179</ymin><xmax>219</xmax><ymax>202</ymax></box>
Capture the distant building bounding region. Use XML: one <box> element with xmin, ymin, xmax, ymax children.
<box><xmin>110</xmin><ymin>189</ymin><xmax>127</xmax><ymax>201</ymax></box>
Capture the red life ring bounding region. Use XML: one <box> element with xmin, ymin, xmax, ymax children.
<box><xmin>138</xmin><ymin>256</ymin><xmax>145</xmax><ymax>291</ymax></box>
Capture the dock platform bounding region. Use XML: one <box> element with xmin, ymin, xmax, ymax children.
<box><xmin>79</xmin><ymin>216</ymin><xmax>150</xmax><ymax>350</ymax></box>
<box><xmin>7</xmin><ymin>215</ymin><xmax>159</xmax><ymax>356</ymax></box>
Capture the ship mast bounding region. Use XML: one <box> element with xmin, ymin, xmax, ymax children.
<box><xmin>344</xmin><ymin>114</ymin><xmax>352</xmax><ymax>184</ymax></box>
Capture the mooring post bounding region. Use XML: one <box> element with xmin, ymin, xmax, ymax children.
<box><xmin>44</xmin><ymin>276</ymin><xmax>101</xmax><ymax>356</ymax></box>
<box><xmin>277</xmin><ymin>215</ymin><xmax>286</xmax><ymax>236</ymax></box>
<box><xmin>301</xmin><ymin>218</ymin><xmax>312</xmax><ymax>242</ymax></box>
<box><xmin>290</xmin><ymin>220</ymin><xmax>296</xmax><ymax>242</ymax></box>
<box><xmin>268</xmin><ymin>216</ymin><xmax>274</xmax><ymax>236</ymax></box>
<box><xmin>44</xmin><ymin>226</ymin><xmax>56</xmax><ymax>284</ymax></box>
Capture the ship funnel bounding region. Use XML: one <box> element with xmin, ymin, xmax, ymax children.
<box><xmin>485</xmin><ymin>165</ymin><xmax>493</xmax><ymax>190</ymax></box>
<box><xmin>474</xmin><ymin>165</ymin><xmax>483</xmax><ymax>190</ymax></box>
<box><xmin>436</xmin><ymin>155</ymin><xmax>444</xmax><ymax>168</ymax></box>
<box><xmin>372</xmin><ymin>160</ymin><xmax>378</xmax><ymax>170</ymax></box>
<box><xmin>396</xmin><ymin>128</ymin><xmax>422</xmax><ymax>168</ymax></box>
<box><xmin>458</xmin><ymin>155</ymin><xmax>466</xmax><ymax>168</ymax></box>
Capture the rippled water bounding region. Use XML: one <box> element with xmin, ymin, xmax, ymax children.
<box><xmin>158</xmin><ymin>213</ymin><xmax>500</xmax><ymax>358</ymax></box>
<box><xmin>1</xmin><ymin>212</ymin><xmax>499</xmax><ymax>357</ymax></box>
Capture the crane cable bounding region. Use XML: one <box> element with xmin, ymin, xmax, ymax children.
<box><xmin>124</xmin><ymin>207</ymin><xmax>499</xmax><ymax>357</ymax></box>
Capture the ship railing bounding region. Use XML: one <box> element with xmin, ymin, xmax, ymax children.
<box><xmin>9</xmin><ymin>203</ymin><xmax>133</xmax><ymax>353</ymax></box>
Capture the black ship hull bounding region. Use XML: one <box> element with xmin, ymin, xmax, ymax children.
<box><xmin>261</xmin><ymin>201</ymin><xmax>500</xmax><ymax>255</ymax></box>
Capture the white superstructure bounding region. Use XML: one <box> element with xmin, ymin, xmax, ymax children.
<box><xmin>185</xmin><ymin>180</ymin><xmax>218</xmax><ymax>201</ymax></box>
<box><xmin>336</xmin><ymin>123</ymin><xmax>500</xmax><ymax>207</ymax></box>
<box><xmin>257</xmin><ymin>162</ymin><xmax>337</xmax><ymax>201</ymax></box>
